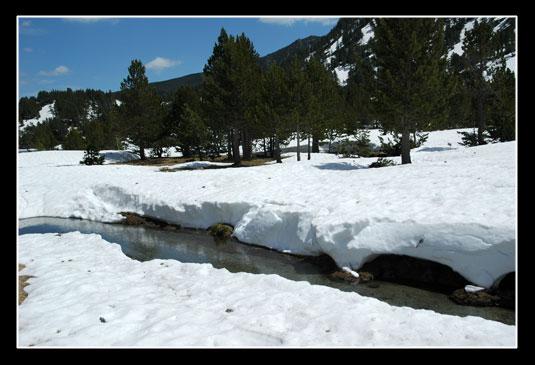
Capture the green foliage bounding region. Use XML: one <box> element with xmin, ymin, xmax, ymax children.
<box><xmin>201</xmin><ymin>29</ymin><xmax>262</xmax><ymax>165</ymax></box>
<box><xmin>18</xmin><ymin>96</ymin><xmax>40</xmax><ymax>123</ymax></box>
<box><xmin>458</xmin><ymin>19</ymin><xmax>505</xmax><ymax>145</ymax></box>
<box><xmin>487</xmin><ymin>60</ymin><xmax>515</xmax><ymax>142</ymax></box>
<box><xmin>80</xmin><ymin>148</ymin><xmax>105</xmax><ymax>165</ymax></box>
<box><xmin>369</xmin><ymin>157</ymin><xmax>396</xmax><ymax>168</ymax></box>
<box><xmin>369</xmin><ymin>18</ymin><xmax>454</xmax><ymax>164</ymax></box>
<box><xmin>378</xmin><ymin>132</ymin><xmax>429</xmax><ymax>156</ymax></box>
<box><xmin>335</xmin><ymin>130</ymin><xmax>372</xmax><ymax>158</ymax></box>
<box><xmin>80</xmin><ymin>120</ymin><xmax>106</xmax><ymax>165</ymax></box>
<box><xmin>19</xmin><ymin>122</ymin><xmax>58</xmax><ymax>150</ymax></box>
<box><xmin>117</xmin><ymin>59</ymin><xmax>165</xmax><ymax>159</ymax></box>
<box><xmin>62</xmin><ymin>128</ymin><xmax>86</xmax><ymax>150</ymax></box>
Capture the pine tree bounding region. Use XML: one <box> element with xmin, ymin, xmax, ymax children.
<box><xmin>487</xmin><ymin>57</ymin><xmax>515</xmax><ymax>142</ymax></box>
<box><xmin>258</xmin><ymin>63</ymin><xmax>292</xmax><ymax>163</ymax></box>
<box><xmin>117</xmin><ymin>59</ymin><xmax>165</xmax><ymax>160</ymax></box>
<box><xmin>461</xmin><ymin>19</ymin><xmax>503</xmax><ymax>145</ymax></box>
<box><xmin>80</xmin><ymin>120</ymin><xmax>106</xmax><ymax>165</ymax></box>
<box><xmin>302</xmin><ymin>57</ymin><xmax>345</xmax><ymax>159</ymax></box>
<box><xmin>371</xmin><ymin>18</ymin><xmax>453</xmax><ymax>164</ymax></box>
<box><xmin>286</xmin><ymin>55</ymin><xmax>308</xmax><ymax>161</ymax></box>
<box><xmin>201</xmin><ymin>29</ymin><xmax>262</xmax><ymax>166</ymax></box>
<box><xmin>62</xmin><ymin>128</ymin><xmax>85</xmax><ymax>150</ymax></box>
<box><xmin>168</xmin><ymin>85</ymin><xmax>202</xmax><ymax>158</ymax></box>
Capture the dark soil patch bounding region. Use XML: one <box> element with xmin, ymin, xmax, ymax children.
<box><xmin>18</xmin><ymin>264</ymin><xmax>34</xmax><ymax>305</ymax></box>
<box><xmin>119</xmin><ymin>212</ymin><xmax>180</xmax><ymax>231</ymax></box>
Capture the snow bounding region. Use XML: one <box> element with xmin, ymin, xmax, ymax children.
<box><xmin>448</xmin><ymin>20</ymin><xmax>475</xmax><ymax>59</ymax></box>
<box><xmin>17</xmin><ymin>128</ymin><xmax>517</xmax><ymax>347</ymax></box>
<box><xmin>18</xmin><ymin>232</ymin><xmax>515</xmax><ymax>347</ymax></box>
<box><xmin>334</xmin><ymin>65</ymin><xmax>350</xmax><ymax>86</ymax></box>
<box><xmin>465</xmin><ymin>285</ymin><xmax>485</xmax><ymax>293</ymax></box>
<box><xmin>359</xmin><ymin>23</ymin><xmax>374</xmax><ymax>45</ymax></box>
<box><xmin>19</xmin><ymin>102</ymin><xmax>55</xmax><ymax>131</ymax></box>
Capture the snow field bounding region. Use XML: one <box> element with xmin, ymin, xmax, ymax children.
<box><xmin>18</xmin><ymin>232</ymin><xmax>515</xmax><ymax>347</ymax></box>
<box><xmin>17</xmin><ymin>128</ymin><xmax>517</xmax><ymax>347</ymax></box>
<box><xmin>18</xmin><ymin>130</ymin><xmax>516</xmax><ymax>288</ymax></box>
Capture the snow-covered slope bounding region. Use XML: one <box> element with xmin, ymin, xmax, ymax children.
<box><xmin>17</xmin><ymin>129</ymin><xmax>516</xmax><ymax>289</ymax></box>
<box><xmin>19</xmin><ymin>102</ymin><xmax>55</xmax><ymax>131</ymax></box>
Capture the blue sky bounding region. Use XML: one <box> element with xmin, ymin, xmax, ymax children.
<box><xmin>18</xmin><ymin>16</ymin><xmax>339</xmax><ymax>98</ymax></box>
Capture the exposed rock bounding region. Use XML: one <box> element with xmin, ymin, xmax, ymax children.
<box><xmin>208</xmin><ymin>223</ymin><xmax>234</xmax><ymax>240</ymax></box>
<box><xmin>330</xmin><ymin>270</ymin><xmax>374</xmax><ymax>283</ymax></box>
<box><xmin>450</xmin><ymin>288</ymin><xmax>501</xmax><ymax>307</ymax></box>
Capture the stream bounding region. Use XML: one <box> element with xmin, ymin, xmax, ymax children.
<box><xmin>18</xmin><ymin>217</ymin><xmax>515</xmax><ymax>326</ymax></box>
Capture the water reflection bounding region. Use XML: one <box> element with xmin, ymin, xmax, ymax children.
<box><xmin>18</xmin><ymin>217</ymin><xmax>515</xmax><ymax>325</ymax></box>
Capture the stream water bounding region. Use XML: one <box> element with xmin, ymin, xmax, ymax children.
<box><xmin>18</xmin><ymin>217</ymin><xmax>515</xmax><ymax>325</ymax></box>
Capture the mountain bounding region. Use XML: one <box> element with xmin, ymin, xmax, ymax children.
<box><xmin>149</xmin><ymin>17</ymin><xmax>516</xmax><ymax>97</ymax></box>
<box><xmin>149</xmin><ymin>72</ymin><xmax>204</xmax><ymax>96</ymax></box>
<box><xmin>257</xmin><ymin>35</ymin><xmax>321</xmax><ymax>69</ymax></box>
<box><xmin>149</xmin><ymin>36</ymin><xmax>322</xmax><ymax>97</ymax></box>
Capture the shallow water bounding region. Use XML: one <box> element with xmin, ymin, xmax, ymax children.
<box><xmin>18</xmin><ymin>217</ymin><xmax>515</xmax><ymax>325</ymax></box>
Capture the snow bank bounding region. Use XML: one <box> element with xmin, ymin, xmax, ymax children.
<box><xmin>17</xmin><ymin>129</ymin><xmax>516</xmax><ymax>288</ymax></box>
<box><xmin>18</xmin><ymin>232</ymin><xmax>515</xmax><ymax>347</ymax></box>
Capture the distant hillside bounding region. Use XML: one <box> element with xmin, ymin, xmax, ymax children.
<box><xmin>257</xmin><ymin>35</ymin><xmax>321</xmax><ymax>69</ymax></box>
<box><xmin>149</xmin><ymin>72</ymin><xmax>204</xmax><ymax>98</ymax></box>
<box><xmin>150</xmin><ymin>36</ymin><xmax>322</xmax><ymax>98</ymax></box>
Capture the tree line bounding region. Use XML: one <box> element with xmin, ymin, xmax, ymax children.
<box><xmin>19</xmin><ymin>18</ymin><xmax>515</xmax><ymax>166</ymax></box>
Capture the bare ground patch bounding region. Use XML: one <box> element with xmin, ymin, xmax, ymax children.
<box><xmin>18</xmin><ymin>264</ymin><xmax>34</xmax><ymax>305</ymax></box>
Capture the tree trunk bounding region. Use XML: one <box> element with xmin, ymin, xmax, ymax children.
<box><xmin>307</xmin><ymin>135</ymin><xmax>311</xmax><ymax>160</ymax></box>
<box><xmin>296</xmin><ymin>124</ymin><xmax>301</xmax><ymax>161</ymax></box>
<box><xmin>242</xmin><ymin>128</ymin><xmax>252</xmax><ymax>160</ymax></box>
<box><xmin>401</xmin><ymin>118</ymin><xmax>411</xmax><ymax>164</ymax></box>
<box><xmin>139</xmin><ymin>143</ymin><xmax>146</xmax><ymax>160</ymax></box>
<box><xmin>227</xmin><ymin>131</ymin><xmax>233</xmax><ymax>160</ymax></box>
<box><xmin>312</xmin><ymin>134</ymin><xmax>320</xmax><ymax>153</ymax></box>
<box><xmin>232</xmin><ymin>128</ymin><xmax>241</xmax><ymax>167</ymax></box>
<box><xmin>275</xmin><ymin>133</ymin><xmax>282</xmax><ymax>163</ymax></box>
<box><xmin>477</xmin><ymin>87</ymin><xmax>486</xmax><ymax>145</ymax></box>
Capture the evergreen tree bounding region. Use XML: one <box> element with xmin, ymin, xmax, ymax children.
<box><xmin>80</xmin><ymin>119</ymin><xmax>106</xmax><ymax>165</ymax></box>
<box><xmin>117</xmin><ymin>59</ymin><xmax>165</xmax><ymax>160</ymax></box>
<box><xmin>19</xmin><ymin>123</ymin><xmax>58</xmax><ymax>150</ymax></box>
<box><xmin>285</xmin><ymin>55</ymin><xmax>308</xmax><ymax>161</ymax></box>
<box><xmin>487</xmin><ymin>58</ymin><xmax>515</xmax><ymax>142</ymax></box>
<box><xmin>169</xmin><ymin>85</ymin><xmax>204</xmax><ymax>158</ymax></box>
<box><xmin>370</xmin><ymin>18</ymin><xmax>453</xmax><ymax>164</ymax></box>
<box><xmin>258</xmin><ymin>63</ymin><xmax>292</xmax><ymax>163</ymax></box>
<box><xmin>62</xmin><ymin>128</ymin><xmax>85</xmax><ymax>150</ymax></box>
<box><xmin>461</xmin><ymin>19</ymin><xmax>503</xmax><ymax>145</ymax></box>
<box><xmin>201</xmin><ymin>29</ymin><xmax>262</xmax><ymax>166</ymax></box>
<box><xmin>18</xmin><ymin>96</ymin><xmax>41</xmax><ymax>124</ymax></box>
<box><xmin>302</xmin><ymin>57</ymin><xmax>346</xmax><ymax>159</ymax></box>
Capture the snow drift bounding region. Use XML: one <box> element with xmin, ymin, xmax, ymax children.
<box><xmin>17</xmin><ymin>130</ymin><xmax>516</xmax><ymax>289</ymax></box>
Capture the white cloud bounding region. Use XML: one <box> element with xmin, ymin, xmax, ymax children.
<box><xmin>259</xmin><ymin>17</ymin><xmax>338</xmax><ymax>27</ymax></box>
<box><xmin>145</xmin><ymin>57</ymin><xmax>181</xmax><ymax>72</ymax></box>
<box><xmin>259</xmin><ymin>17</ymin><xmax>300</xmax><ymax>26</ymax></box>
<box><xmin>303</xmin><ymin>17</ymin><xmax>339</xmax><ymax>26</ymax></box>
<box><xmin>38</xmin><ymin>65</ymin><xmax>71</xmax><ymax>76</ymax></box>
<box><xmin>63</xmin><ymin>17</ymin><xmax>120</xmax><ymax>24</ymax></box>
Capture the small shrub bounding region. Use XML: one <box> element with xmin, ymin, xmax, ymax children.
<box><xmin>80</xmin><ymin>147</ymin><xmax>105</xmax><ymax>165</ymax></box>
<box><xmin>457</xmin><ymin>130</ymin><xmax>491</xmax><ymax>146</ymax></box>
<box><xmin>378</xmin><ymin>132</ymin><xmax>429</xmax><ymax>156</ymax></box>
<box><xmin>368</xmin><ymin>157</ymin><xmax>396</xmax><ymax>168</ymax></box>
